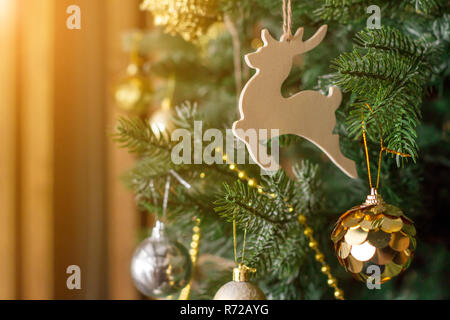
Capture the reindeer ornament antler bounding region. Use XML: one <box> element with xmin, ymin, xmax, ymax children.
<box><xmin>232</xmin><ymin>25</ymin><xmax>357</xmax><ymax>179</ymax></box>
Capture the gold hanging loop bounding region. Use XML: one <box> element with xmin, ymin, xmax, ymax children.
<box><xmin>362</xmin><ymin>103</ymin><xmax>412</xmax><ymax>189</ymax></box>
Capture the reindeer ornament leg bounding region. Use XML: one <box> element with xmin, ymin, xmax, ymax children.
<box><xmin>232</xmin><ymin>25</ymin><xmax>358</xmax><ymax>179</ymax></box>
<box><xmin>232</xmin><ymin>121</ymin><xmax>281</xmax><ymax>173</ymax></box>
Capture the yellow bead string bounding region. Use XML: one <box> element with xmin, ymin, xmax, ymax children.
<box><xmin>178</xmin><ymin>218</ymin><xmax>201</xmax><ymax>300</ymax></box>
<box><xmin>205</xmin><ymin>149</ymin><xmax>344</xmax><ymax>300</ymax></box>
<box><xmin>298</xmin><ymin>215</ymin><xmax>343</xmax><ymax>300</ymax></box>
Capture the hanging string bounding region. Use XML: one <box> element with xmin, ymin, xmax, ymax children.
<box><xmin>162</xmin><ymin>175</ymin><xmax>171</xmax><ymax>219</ymax></box>
<box><xmin>282</xmin><ymin>0</ymin><xmax>293</xmax><ymax>40</ymax></box>
<box><xmin>361</xmin><ymin>115</ymin><xmax>373</xmax><ymax>189</ymax></box>
<box><xmin>361</xmin><ymin>103</ymin><xmax>412</xmax><ymax>189</ymax></box>
<box><xmin>163</xmin><ymin>170</ymin><xmax>198</xmax><ymax>301</ymax></box>
<box><xmin>148</xmin><ymin>179</ymin><xmax>158</xmax><ymax>206</ymax></box>
<box><xmin>233</xmin><ymin>213</ymin><xmax>238</xmax><ymax>265</ymax></box>
<box><xmin>232</xmin><ymin>208</ymin><xmax>250</xmax><ymax>267</ymax></box>
<box><xmin>156</xmin><ymin>171</ymin><xmax>191</xmax><ymax>219</ymax></box>
<box><xmin>241</xmin><ymin>222</ymin><xmax>249</xmax><ymax>264</ymax></box>
<box><xmin>169</xmin><ymin>169</ymin><xmax>192</xmax><ymax>189</ymax></box>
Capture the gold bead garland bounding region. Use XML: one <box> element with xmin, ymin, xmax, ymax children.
<box><xmin>212</xmin><ymin>149</ymin><xmax>344</xmax><ymax>300</ymax></box>
<box><xmin>178</xmin><ymin>218</ymin><xmax>201</xmax><ymax>300</ymax></box>
<box><xmin>298</xmin><ymin>214</ymin><xmax>344</xmax><ymax>299</ymax></box>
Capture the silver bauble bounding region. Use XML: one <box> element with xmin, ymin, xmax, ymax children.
<box><xmin>131</xmin><ymin>221</ymin><xmax>192</xmax><ymax>297</ymax></box>
<box><xmin>213</xmin><ymin>265</ymin><xmax>266</xmax><ymax>300</ymax></box>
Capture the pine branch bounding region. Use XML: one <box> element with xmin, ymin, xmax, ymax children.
<box><xmin>315</xmin><ymin>0</ymin><xmax>377</xmax><ymax>23</ymax></box>
<box><xmin>214</xmin><ymin>162</ymin><xmax>325</xmax><ymax>280</ymax></box>
<box><xmin>406</xmin><ymin>0</ymin><xmax>448</xmax><ymax>16</ymax></box>
<box><xmin>331</xmin><ymin>27</ymin><xmax>439</xmax><ymax>161</ymax></box>
<box><xmin>293</xmin><ymin>161</ymin><xmax>325</xmax><ymax>215</ymax></box>
<box><xmin>114</xmin><ymin>116</ymin><xmax>172</xmax><ymax>157</ymax></box>
<box><xmin>354</xmin><ymin>27</ymin><xmax>427</xmax><ymax>57</ymax></box>
<box><xmin>315</xmin><ymin>0</ymin><xmax>445</xmax><ymax>23</ymax></box>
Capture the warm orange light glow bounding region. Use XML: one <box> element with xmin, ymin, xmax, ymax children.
<box><xmin>0</xmin><ymin>0</ymin><xmax>11</xmax><ymax>17</ymax></box>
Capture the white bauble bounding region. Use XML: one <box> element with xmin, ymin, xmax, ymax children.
<box><xmin>213</xmin><ymin>280</ymin><xmax>266</xmax><ymax>300</ymax></box>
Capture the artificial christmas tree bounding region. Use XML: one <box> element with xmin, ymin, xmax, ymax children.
<box><xmin>114</xmin><ymin>0</ymin><xmax>450</xmax><ymax>300</ymax></box>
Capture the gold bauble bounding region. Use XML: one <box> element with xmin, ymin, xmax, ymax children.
<box><xmin>140</xmin><ymin>0</ymin><xmax>220</xmax><ymax>42</ymax></box>
<box><xmin>332</xmin><ymin>188</ymin><xmax>416</xmax><ymax>284</ymax></box>
<box><xmin>114</xmin><ymin>64</ymin><xmax>152</xmax><ymax>115</ymax></box>
<box><xmin>149</xmin><ymin>97</ymin><xmax>174</xmax><ymax>136</ymax></box>
<box><xmin>213</xmin><ymin>265</ymin><xmax>266</xmax><ymax>300</ymax></box>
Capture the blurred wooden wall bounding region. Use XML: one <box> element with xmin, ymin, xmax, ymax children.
<box><xmin>0</xmin><ymin>0</ymin><xmax>146</xmax><ymax>299</ymax></box>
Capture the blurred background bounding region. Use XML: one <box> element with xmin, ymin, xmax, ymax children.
<box><xmin>0</xmin><ymin>0</ymin><xmax>146</xmax><ymax>299</ymax></box>
<box><xmin>1</xmin><ymin>0</ymin><xmax>449</xmax><ymax>301</ymax></box>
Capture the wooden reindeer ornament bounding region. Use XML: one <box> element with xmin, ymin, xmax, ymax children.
<box><xmin>232</xmin><ymin>25</ymin><xmax>357</xmax><ymax>178</ymax></box>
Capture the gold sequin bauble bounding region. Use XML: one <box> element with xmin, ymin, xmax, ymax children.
<box><xmin>213</xmin><ymin>265</ymin><xmax>266</xmax><ymax>300</ymax></box>
<box><xmin>332</xmin><ymin>188</ymin><xmax>416</xmax><ymax>284</ymax></box>
<box><xmin>140</xmin><ymin>0</ymin><xmax>220</xmax><ymax>42</ymax></box>
<box><xmin>114</xmin><ymin>64</ymin><xmax>153</xmax><ymax>115</ymax></box>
